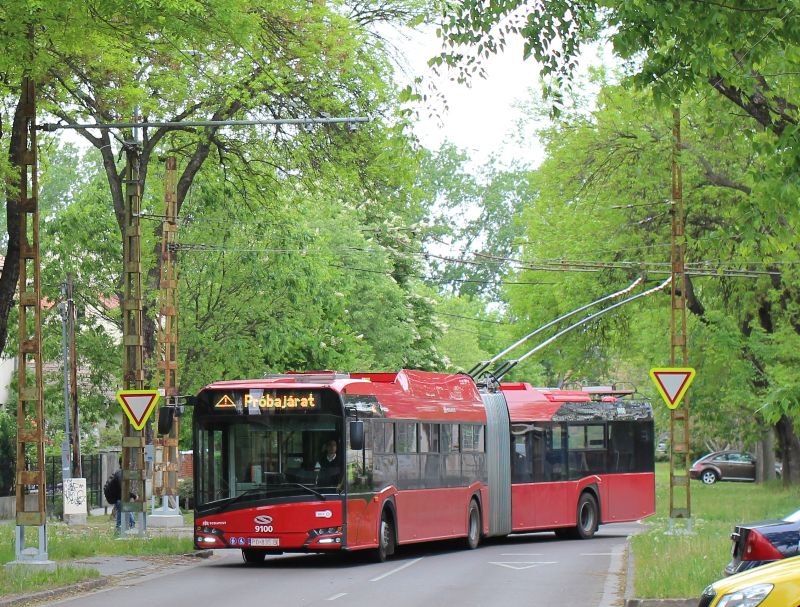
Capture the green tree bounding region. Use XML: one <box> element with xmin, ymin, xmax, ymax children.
<box><xmin>0</xmin><ymin>0</ymin><xmax>428</xmax><ymax>363</ymax></box>
<box><xmin>504</xmin><ymin>79</ymin><xmax>799</xmax><ymax>477</ymax></box>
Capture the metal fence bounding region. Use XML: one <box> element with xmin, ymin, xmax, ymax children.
<box><xmin>43</xmin><ymin>454</ymin><xmax>103</xmax><ymax>517</ymax></box>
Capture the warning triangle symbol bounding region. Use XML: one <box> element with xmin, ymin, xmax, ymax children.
<box><xmin>649</xmin><ymin>368</ymin><xmax>696</xmax><ymax>409</ymax></box>
<box><xmin>215</xmin><ymin>394</ymin><xmax>236</xmax><ymax>409</ymax></box>
<box><xmin>116</xmin><ymin>390</ymin><xmax>161</xmax><ymax>430</ymax></box>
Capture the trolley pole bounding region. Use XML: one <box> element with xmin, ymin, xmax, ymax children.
<box><xmin>121</xmin><ymin>139</ymin><xmax>147</xmax><ymax>536</ymax></box>
<box><xmin>151</xmin><ymin>156</ymin><xmax>182</xmax><ymax>527</ymax></box>
<box><xmin>668</xmin><ymin>108</ymin><xmax>692</xmax><ymax>533</ymax></box>
<box><xmin>9</xmin><ymin>76</ymin><xmax>52</xmax><ymax>569</ymax></box>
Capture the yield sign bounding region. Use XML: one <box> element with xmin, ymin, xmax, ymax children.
<box><xmin>649</xmin><ymin>368</ymin><xmax>696</xmax><ymax>409</ymax></box>
<box><xmin>116</xmin><ymin>390</ymin><xmax>161</xmax><ymax>430</ymax></box>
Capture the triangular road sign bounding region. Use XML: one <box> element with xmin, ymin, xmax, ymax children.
<box><xmin>116</xmin><ymin>390</ymin><xmax>161</xmax><ymax>430</ymax></box>
<box><xmin>649</xmin><ymin>368</ymin><xmax>696</xmax><ymax>409</ymax></box>
<box><xmin>489</xmin><ymin>562</ymin><xmax>556</xmax><ymax>570</ymax></box>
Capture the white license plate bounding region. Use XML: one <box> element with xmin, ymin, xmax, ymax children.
<box><xmin>250</xmin><ymin>538</ymin><xmax>280</xmax><ymax>547</ymax></box>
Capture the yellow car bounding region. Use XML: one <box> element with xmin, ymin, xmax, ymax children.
<box><xmin>699</xmin><ymin>555</ymin><xmax>800</xmax><ymax>606</ymax></box>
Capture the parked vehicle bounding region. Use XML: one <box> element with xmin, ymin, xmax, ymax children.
<box><xmin>690</xmin><ymin>450</ymin><xmax>780</xmax><ymax>485</ymax></box>
<box><xmin>699</xmin><ymin>554</ymin><xmax>800</xmax><ymax>607</ymax></box>
<box><xmin>725</xmin><ymin>508</ymin><xmax>800</xmax><ymax>576</ymax></box>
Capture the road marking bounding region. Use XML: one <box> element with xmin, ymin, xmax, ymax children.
<box><xmin>581</xmin><ymin>553</ymin><xmax>615</xmax><ymax>556</ymax></box>
<box><xmin>369</xmin><ymin>557</ymin><xmax>423</xmax><ymax>582</ymax></box>
<box><xmin>500</xmin><ymin>553</ymin><xmax>544</xmax><ymax>556</ymax></box>
<box><xmin>327</xmin><ymin>593</ymin><xmax>347</xmax><ymax>601</ymax></box>
<box><xmin>489</xmin><ymin>561</ymin><xmax>557</xmax><ymax>570</ymax></box>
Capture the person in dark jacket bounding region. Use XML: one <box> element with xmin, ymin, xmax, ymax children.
<box><xmin>107</xmin><ymin>460</ymin><xmax>136</xmax><ymax>533</ymax></box>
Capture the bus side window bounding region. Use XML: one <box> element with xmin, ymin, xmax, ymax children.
<box><xmin>347</xmin><ymin>421</ymin><xmax>373</xmax><ymax>492</ymax></box>
<box><xmin>419</xmin><ymin>423</ymin><xmax>441</xmax><ymax>488</ymax></box>
<box><xmin>373</xmin><ymin>422</ymin><xmax>397</xmax><ymax>490</ymax></box>
<box><xmin>441</xmin><ymin>424</ymin><xmax>461</xmax><ymax>487</ymax></box>
<box><xmin>462</xmin><ymin>424</ymin><xmax>485</xmax><ymax>483</ymax></box>
<box><xmin>609</xmin><ymin>422</ymin><xmax>635</xmax><ymax>473</ymax></box>
<box><xmin>546</xmin><ymin>425</ymin><xmax>565</xmax><ymax>482</ymax></box>
<box><xmin>634</xmin><ymin>422</ymin><xmax>654</xmax><ymax>472</ymax></box>
<box><xmin>511</xmin><ymin>433</ymin><xmax>533</xmax><ymax>483</ymax></box>
<box><xmin>529</xmin><ymin>426</ymin><xmax>544</xmax><ymax>482</ymax></box>
<box><xmin>396</xmin><ymin>422</ymin><xmax>419</xmax><ymax>490</ymax></box>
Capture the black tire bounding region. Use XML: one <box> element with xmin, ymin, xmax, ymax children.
<box><xmin>372</xmin><ymin>510</ymin><xmax>396</xmax><ymax>563</ymax></box>
<box><xmin>701</xmin><ymin>469</ymin><xmax>718</xmax><ymax>485</ymax></box>
<box><xmin>242</xmin><ymin>549</ymin><xmax>266</xmax><ymax>564</ymax></box>
<box><xmin>464</xmin><ymin>500</ymin><xmax>481</xmax><ymax>550</ymax></box>
<box><xmin>574</xmin><ymin>492</ymin><xmax>599</xmax><ymax>539</ymax></box>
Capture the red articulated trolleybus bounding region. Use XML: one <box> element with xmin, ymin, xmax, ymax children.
<box><xmin>192</xmin><ymin>370</ymin><xmax>654</xmax><ymax>563</ymax></box>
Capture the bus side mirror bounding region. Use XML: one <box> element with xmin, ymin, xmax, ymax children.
<box><xmin>158</xmin><ymin>407</ymin><xmax>175</xmax><ymax>435</ymax></box>
<box><xmin>349</xmin><ymin>420</ymin><xmax>364</xmax><ymax>451</ymax></box>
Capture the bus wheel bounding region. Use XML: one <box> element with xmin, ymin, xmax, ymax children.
<box><xmin>464</xmin><ymin>500</ymin><xmax>481</xmax><ymax>550</ymax></box>
<box><xmin>574</xmin><ymin>493</ymin><xmax>599</xmax><ymax>539</ymax></box>
<box><xmin>242</xmin><ymin>549</ymin><xmax>266</xmax><ymax>564</ymax></box>
<box><xmin>373</xmin><ymin>511</ymin><xmax>396</xmax><ymax>563</ymax></box>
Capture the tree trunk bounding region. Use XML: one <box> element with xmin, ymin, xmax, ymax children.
<box><xmin>0</xmin><ymin>90</ymin><xmax>26</xmax><ymax>355</ymax></box>
<box><xmin>776</xmin><ymin>415</ymin><xmax>800</xmax><ymax>486</ymax></box>
<box><xmin>755</xmin><ymin>429</ymin><xmax>776</xmax><ymax>483</ymax></box>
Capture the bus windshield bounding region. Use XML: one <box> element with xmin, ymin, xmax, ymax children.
<box><xmin>195</xmin><ymin>390</ymin><xmax>344</xmax><ymax>513</ymax></box>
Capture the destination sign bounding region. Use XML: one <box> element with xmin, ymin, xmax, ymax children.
<box><xmin>244</xmin><ymin>392</ymin><xmax>317</xmax><ymax>410</ymax></box>
<box><xmin>214</xmin><ymin>391</ymin><xmax>318</xmax><ymax>411</ymax></box>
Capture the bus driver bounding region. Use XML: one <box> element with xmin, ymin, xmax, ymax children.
<box><xmin>316</xmin><ymin>440</ymin><xmax>341</xmax><ymax>485</ymax></box>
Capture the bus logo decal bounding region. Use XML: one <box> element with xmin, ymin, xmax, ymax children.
<box><xmin>315</xmin><ymin>510</ymin><xmax>332</xmax><ymax>519</ymax></box>
<box><xmin>254</xmin><ymin>515</ymin><xmax>273</xmax><ymax>525</ymax></box>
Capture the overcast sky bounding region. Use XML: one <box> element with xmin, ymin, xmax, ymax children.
<box><xmin>393</xmin><ymin>27</ymin><xmax>545</xmax><ymax>168</ymax></box>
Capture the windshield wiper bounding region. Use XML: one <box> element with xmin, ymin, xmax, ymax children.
<box><xmin>205</xmin><ymin>488</ymin><xmax>266</xmax><ymax>514</ymax></box>
<box><xmin>278</xmin><ymin>482</ymin><xmax>326</xmax><ymax>500</ymax></box>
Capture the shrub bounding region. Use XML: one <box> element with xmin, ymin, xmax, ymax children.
<box><xmin>178</xmin><ymin>478</ymin><xmax>193</xmax><ymax>510</ymax></box>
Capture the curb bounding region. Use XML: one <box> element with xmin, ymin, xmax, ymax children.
<box><xmin>625</xmin><ymin>601</ymin><xmax>697</xmax><ymax>607</ymax></box>
<box><xmin>0</xmin><ymin>576</ymin><xmax>112</xmax><ymax>607</ymax></box>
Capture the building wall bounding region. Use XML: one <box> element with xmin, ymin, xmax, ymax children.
<box><xmin>0</xmin><ymin>356</ymin><xmax>16</xmax><ymax>408</ymax></box>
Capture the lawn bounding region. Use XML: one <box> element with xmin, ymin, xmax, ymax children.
<box><xmin>0</xmin><ymin>513</ymin><xmax>194</xmax><ymax>598</ymax></box>
<box><xmin>631</xmin><ymin>463</ymin><xmax>800</xmax><ymax>599</ymax></box>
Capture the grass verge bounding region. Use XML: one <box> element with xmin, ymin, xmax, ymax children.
<box><xmin>0</xmin><ymin>513</ymin><xmax>193</xmax><ymax>597</ymax></box>
<box><xmin>632</xmin><ymin>463</ymin><xmax>800</xmax><ymax>598</ymax></box>
<box><xmin>0</xmin><ymin>565</ymin><xmax>100</xmax><ymax>598</ymax></box>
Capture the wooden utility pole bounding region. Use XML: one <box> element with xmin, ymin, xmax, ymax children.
<box><xmin>152</xmin><ymin>157</ymin><xmax>181</xmax><ymax>522</ymax></box>
<box><xmin>668</xmin><ymin>108</ymin><xmax>692</xmax><ymax>531</ymax></box>
<box><xmin>121</xmin><ymin>140</ymin><xmax>147</xmax><ymax>535</ymax></box>
<box><xmin>12</xmin><ymin>76</ymin><xmax>50</xmax><ymax>566</ymax></box>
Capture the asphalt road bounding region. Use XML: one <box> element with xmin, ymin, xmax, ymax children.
<box><xmin>44</xmin><ymin>522</ymin><xmax>643</xmax><ymax>607</ymax></box>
